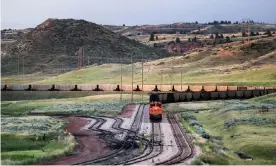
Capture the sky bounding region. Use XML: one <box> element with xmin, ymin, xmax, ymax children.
<box><xmin>1</xmin><ymin>0</ymin><xmax>276</xmax><ymax>29</ymax></box>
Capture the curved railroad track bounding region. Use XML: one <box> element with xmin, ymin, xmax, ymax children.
<box><xmin>156</xmin><ymin>113</ymin><xmax>193</xmax><ymax>165</ymax></box>
<box><xmin>124</xmin><ymin>121</ymin><xmax>163</xmax><ymax>165</ymax></box>
<box><xmin>75</xmin><ymin>104</ymin><xmax>145</xmax><ymax>165</ymax></box>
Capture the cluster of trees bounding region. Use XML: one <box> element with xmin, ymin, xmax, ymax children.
<box><xmin>209</xmin><ymin>33</ymin><xmax>232</xmax><ymax>45</ymax></box>
<box><xmin>242</xmin><ymin>30</ymin><xmax>274</xmax><ymax>37</ymax></box>
<box><xmin>210</xmin><ymin>33</ymin><xmax>224</xmax><ymax>39</ymax></box>
<box><xmin>149</xmin><ymin>33</ymin><xmax>166</xmax><ymax>41</ymax></box>
<box><xmin>149</xmin><ymin>33</ymin><xmax>155</xmax><ymax>41</ymax></box>
<box><xmin>208</xmin><ymin>20</ymin><xmax>232</xmax><ymax>25</ymax></box>
<box><xmin>242</xmin><ymin>31</ymin><xmax>260</xmax><ymax>37</ymax></box>
<box><xmin>264</xmin><ymin>30</ymin><xmax>273</xmax><ymax>37</ymax></box>
<box><xmin>171</xmin><ymin>36</ymin><xmax>198</xmax><ymax>44</ymax></box>
<box><xmin>207</xmin><ymin>20</ymin><xmax>265</xmax><ymax>25</ymax></box>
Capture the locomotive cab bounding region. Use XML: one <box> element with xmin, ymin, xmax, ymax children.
<box><xmin>149</xmin><ymin>93</ymin><xmax>163</xmax><ymax>121</ymax></box>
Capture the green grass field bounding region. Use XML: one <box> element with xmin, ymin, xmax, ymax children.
<box><xmin>166</xmin><ymin>94</ymin><xmax>276</xmax><ymax>165</ymax></box>
<box><xmin>1</xmin><ymin>92</ymin><xmax>148</xmax><ymax>165</ymax></box>
<box><xmin>1</xmin><ymin>93</ymin><xmax>148</xmax><ymax>116</ymax></box>
<box><xmin>12</xmin><ymin>63</ymin><xmax>273</xmax><ymax>86</ymax></box>
<box><xmin>1</xmin><ymin>116</ymin><xmax>75</xmax><ymax>165</ymax></box>
<box><xmin>2</xmin><ymin>38</ymin><xmax>276</xmax><ymax>86</ymax></box>
<box><xmin>1</xmin><ymin>133</ymin><xmax>75</xmax><ymax>165</ymax></box>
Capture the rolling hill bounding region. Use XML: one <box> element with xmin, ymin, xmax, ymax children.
<box><xmin>27</xmin><ymin>37</ymin><xmax>276</xmax><ymax>86</ymax></box>
<box><xmin>1</xmin><ymin>18</ymin><xmax>169</xmax><ymax>75</ymax></box>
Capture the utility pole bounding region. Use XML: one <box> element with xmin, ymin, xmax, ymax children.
<box><xmin>170</xmin><ymin>58</ymin><xmax>173</xmax><ymax>90</ymax></box>
<box><xmin>131</xmin><ymin>54</ymin><xmax>133</xmax><ymax>102</ymax></box>
<box><xmin>82</xmin><ymin>47</ymin><xmax>85</xmax><ymax>68</ymax></box>
<box><xmin>181</xmin><ymin>64</ymin><xmax>183</xmax><ymax>91</ymax></box>
<box><xmin>248</xmin><ymin>22</ymin><xmax>250</xmax><ymax>44</ymax></box>
<box><xmin>17</xmin><ymin>54</ymin><xmax>20</xmax><ymax>75</ymax></box>
<box><xmin>161</xmin><ymin>68</ymin><xmax>163</xmax><ymax>91</ymax></box>
<box><xmin>22</xmin><ymin>55</ymin><xmax>24</xmax><ymax>77</ymax></box>
<box><xmin>77</xmin><ymin>47</ymin><xmax>84</xmax><ymax>69</ymax></box>
<box><xmin>120</xmin><ymin>54</ymin><xmax>123</xmax><ymax>101</ymax></box>
<box><xmin>141</xmin><ymin>54</ymin><xmax>144</xmax><ymax>100</ymax></box>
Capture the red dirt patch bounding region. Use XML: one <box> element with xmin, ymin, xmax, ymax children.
<box><xmin>119</xmin><ymin>104</ymin><xmax>136</xmax><ymax>118</ymax></box>
<box><xmin>42</xmin><ymin>117</ymin><xmax>111</xmax><ymax>165</ymax></box>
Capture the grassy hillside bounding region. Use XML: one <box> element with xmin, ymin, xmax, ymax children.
<box><xmin>1</xmin><ymin>91</ymin><xmax>148</xmax><ymax>165</ymax></box>
<box><xmin>2</xmin><ymin>37</ymin><xmax>276</xmax><ymax>86</ymax></box>
<box><xmin>166</xmin><ymin>94</ymin><xmax>276</xmax><ymax>165</ymax></box>
<box><xmin>1</xmin><ymin>18</ymin><xmax>168</xmax><ymax>75</ymax></box>
<box><xmin>31</xmin><ymin>38</ymin><xmax>276</xmax><ymax>86</ymax></box>
<box><xmin>31</xmin><ymin>63</ymin><xmax>276</xmax><ymax>86</ymax></box>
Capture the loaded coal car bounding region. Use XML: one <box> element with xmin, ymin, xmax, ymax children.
<box><xmin>149</xmin><ymin>93</ymin><xmax>163</xmax><ymax>121</ymax></box>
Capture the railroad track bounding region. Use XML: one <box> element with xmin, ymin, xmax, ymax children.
<box><xmin>124</xmin><ymin>122</ymin><xmax>163</xmax><ymax>165</ymax></box>
<box><xmin>115</xmin><ymin>104</ymin><xmax>146</xmax><ymax>165</ymax></box>
<box><xmin>156</xmin><ymin>113</ymin><xmax>193</xmax><ymax>165</ymax></box>
<box><xmin>75</xmin><ymin>104</ymin><xmax>145</xmax><ymax>165</ymax></box>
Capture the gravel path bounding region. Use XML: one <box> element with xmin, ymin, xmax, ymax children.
<box><xmin>42</xmin><ymin>117</ymin><xmax>111</xmax><ymax>165</ymax></box>
<box><xmin>135</xmin><ymin>115</ymin><xmax>178</xmax><ymax>165</ymax></box>
<box><xmin>139</xmin><ymin>104</ymin><xmax>152</xmax><ymax>136</ymax></box>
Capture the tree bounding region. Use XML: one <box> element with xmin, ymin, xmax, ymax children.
<box><xmin>228</xmin><ymin>21</ymin><xmax>232</xmax><ymax>24</ymax></box>
<box><xmin>195</xmin><ymin>21</ymin><xmax>198</xmax><ymax>24</ymax></box>
<box><xmin>210</xmin><ymin>34</ymin><xmax>214</xmax><ymax>39</ymax></box>
<box><xmin>176</xmin><ymin>37</ymin><xmax>180</xmax><ymax>43</ymax></box>
<box><xmin>123</xmin><ymin>24</ymin><xmax>125</xmax><ymax>26</ymax></box>
<box><xmin>149</xmin><ymin>33</ymin><xmax>155</xmax><ymax>41</ymax></box>
<box><xmin>256</xmin><ymin>32</ymin><xmax>260</xmax><ymax>35</ymax></box>
<box><xmin>273</xmin><ymin>31</ymin><xmax>276</xmax><ymax>34</ymax></box>
<box><xmin>242</xmin><ymin>31</ymin><xmax>247</xmax><ymax>37</ymax></box>
<box><xmin>155</xmin><ymin>36</ymin><xmax>159</xmax><ymax>40</ymax></box>
<box><xmin>220</xmin><ymin>34</ymin><xmax>224</xmax><ymax>38</ymax></box>
<box><xmin>267</xmin><ymin>30</ymin><xmax>272</xmax><ymax>37</ymax></box>
<box><xmin>250</xmin><ymin>32</ymin><xmax>255</xmax><ymax>36</ymax></box>
<box><xmin>232</xmin><ymin>34</ymin><xmax>236</xmax><ymax>38</ymax></box>
<box><xmin>226</xmin><ymin>36</ymin><xmax>231</xmax><ymax>43</ymax></box>
<box><xmin>188</xmin><ymin>38</ymin><xmax>191</xmax><ymax>42</ymax></box>
<box><xmin>192</xmin><ymin>36</ymin><xmax>197</xmax><ymax>42</ymax></box>
<box><xmin>215</xmin><ymin>33</ymin><xmax>219</xmax><ymax>39</ymax></box>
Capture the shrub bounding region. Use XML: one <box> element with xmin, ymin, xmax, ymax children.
<box><xmin>199</xmin><ymin>154</ymin><xmax>229</xmax><ymax>165</ymax></box>
<box><xmin>181</xmin><ymin>112</ymin><xmax>196</xmax><ymax>120</ymax></box>
<box><xmin>189</xmin><ymin>120</ymin><xmax>202</xmax><ymax>127</ymax></box>
<box><xmin>196</xmin><ymin>126</ymin><xmax>210</xmax><ymax>139</ymax></box>
<box><xmin>192</xmin><ymin>158</ymin><xmax>203</xmax><ymax>165</ymax></box>
<box><xmin>176</xmin><ymin>37</ymin><xmax>180</xmax><ymax>43</ymax></box>
<box><xmin>149</xmin><ymin>33</ymin><xmax>155</xmax><ymax>41</ymax></box>
<box><xmin>224</xmin><ymin>117</ymin><xmax>276</xmax><ymax>128</ymax></box>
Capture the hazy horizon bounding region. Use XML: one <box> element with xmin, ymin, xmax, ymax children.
<box><xmin>1</xmin><ymin>0</ymin><xmax>276</xmax><ymax>29</ymax></box>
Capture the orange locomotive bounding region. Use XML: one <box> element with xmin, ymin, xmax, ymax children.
<box><xmin>149</xmin><ymin>93</ymin><xmax>163</xmax><ymax>121</ymax></box>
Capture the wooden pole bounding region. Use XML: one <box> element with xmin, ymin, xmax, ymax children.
<box><xmin>82</xmin><ymin>47</ymin><xmax>85</xmax><ymax>67</ymax></box>
<box><xmin>22</xmin><ymin>55</ymin><xmax>24</xmax><ymax>80</ymax></box>
<box><xmin>142</xmin><ymin>54</ymin><xmax>144</xmax><ymax>100</ymax></box>
<box><xmin>131</xmin><ymin>54</ymin><xmax>133</xmax><ymax>102</ymax></box>
<box><xmin>18</xmin><ymin>54</ymin><xmax>20</xmax><ymax>75</ymax></box>
<box><xmin>78</xmin><ymin>51</ymin><xmax>80</xmax><ymax>70</ymax></box>
<box><xmin>161</xmin><ymin>68</ymin><xmax>163</xmax><ymax>91</ymax></box>
<box><xmin>248</xmin><ymin>22</ymin><xmax>250</xmax><ymax>44</ymax></box>
<box><xmin>120</xmin><ymin>55</ymin><xmax>123</xmax><ymax>101</ymax></box>
<box><xmin>170</xmin><ymin>59</ymin><xmax>173</xmax><ymax>90</ymax></box>
<box><xmin>181</xmin><ymin>64</ymin><xmax>183</xmax><ymax>91</ymax></box>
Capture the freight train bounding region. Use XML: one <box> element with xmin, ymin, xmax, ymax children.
<box><xmin>149</xmin><ymin>93</ymin><xmax>163</xmax><ymax>121</ymax></box>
